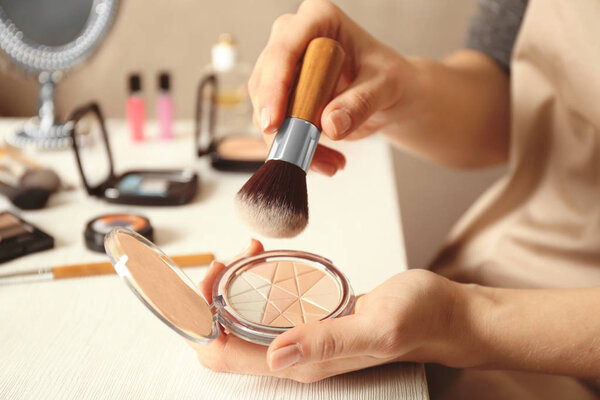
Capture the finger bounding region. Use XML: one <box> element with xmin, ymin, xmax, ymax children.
<box><xmin>198</xmin><ymin>261</ymin><xmax>226</xmax><ymax>300</ymax></box>
<box><xmin>257</xmin><ymin>3</ymin><xmax>342</xmax><ymax>134</ymax></box>
<box><xmin>286</xmin><ymin>354</ymin><xmax>394</xmax><ymax>383</ymax></box>
<box><xmin>248</xmin><ymin>49</ymin><xmax>266</xmax><ymax>131</ymax></box>
<box><xmin>313</xmin><ymin>143</ymin><xmax>346</xmax><ymax>168</ymax></box>
<box><xmin>256</xmin><ymin>14</ymin><xmax>304</xmax><ymax>134</ymax></box>
<box><xmin>233</xmin><ymin>238</ymin><xmax>264</xmax><ymax>260</ymax></box>
<box><xmin>309</xmin><ymin>144</ymin><xmax>346</xmax><ymax>176</ymax></box>
<box><xmin>267</xmin><ymin>314</ymin><xmax>372</xmax><ymax>370</ymax></box>
<box><xmin>193</xmin><ymin>330</ymin><xmax>270</xmax><ymax>374</ymax></box>
<box><xmin>321</xmin><ymin>64</ymin><xmax>395</xmax><ymax>140</ymax></box>
<box><xmin>309</xmin><ymin>160</ymin><xmax>338</xmax><ymax>177</ymax></box>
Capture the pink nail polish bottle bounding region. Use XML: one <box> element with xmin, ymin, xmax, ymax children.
<box><xmin>127</xmin><ymin>74</ymin><xmax>145</xmax><ymax>142</ymax></box>
<box><xmin>157</xmin><ymin>72</ymin><xmax>173</xmax><ymax>140</ymax></box>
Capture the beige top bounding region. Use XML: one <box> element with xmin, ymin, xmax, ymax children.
<box><xmin>431</xmin><ymin>0</ymin><xmax>600</xmax><ymax>289</ymax></box>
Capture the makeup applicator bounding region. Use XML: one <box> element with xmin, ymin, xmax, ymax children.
<box><xmin>235</xmin><ymin>37</ymin><xmax>345</xmax><ymax>238</ymax></box>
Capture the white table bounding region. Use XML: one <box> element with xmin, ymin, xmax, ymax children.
<box><xmin>0</xmin><ymin>119</ymin><xmax>428</xmax><ymax>399</ymax></box>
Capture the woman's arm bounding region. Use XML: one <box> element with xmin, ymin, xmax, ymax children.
<box><xmin>250</xmin><ymin>0</ymin><xmax>511</xmax><ymax>170</ymax></box>
<box><xmin>441</xmin><ymin>284</ymin><xmax>600</xmax><ymax>377</ymax></box>
<box><xmin>383</xmin><ymin>51</ymin><xmax>510</xmax><ymax>167</ymax></box>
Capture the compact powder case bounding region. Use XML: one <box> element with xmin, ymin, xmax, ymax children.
<box><xmin>105</xmin><ymin>228</ymin><xmax>355</xmax><ymax>346</ymax></box>
<box><xmin>68</xmin><ymin>103</ymin><xmax>198</xmax><ymax>206</ymax></box>
<box><xmin>195</xmin><ymin>74</ymin><xmax>267</xmax><ymax>173</ymax></box>
<box><xmin>85</xmin><ymin>213</ymin><xmax>152</xmax><ymax>253</ymax></box>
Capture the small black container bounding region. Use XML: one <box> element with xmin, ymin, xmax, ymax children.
<box><xmin>85</xmin><ymin>213</ymin><xmax>153</xmax><ymax>253</ymax></box>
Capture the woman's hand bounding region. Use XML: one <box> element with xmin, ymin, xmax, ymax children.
<box><xmin>189</xmin><ymin>238</ymin><xmax>462</xmax><ymax>383</ymax></box>
<box><xmin>249</xmin><ymin>0</ymin><xmax>412</xmax><ymax>176</ymax></box>
<box><xmin>250</xmin><ymin>0</ymin><xmax>511</xmax><ymax>169</ymax></box>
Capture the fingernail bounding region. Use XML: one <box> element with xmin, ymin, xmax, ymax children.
<box><xmin>261</xmin><ymin>108</ymin><xmax>275</xmax><ymax>133</ymax></box>
<box><xmin>207</xmin><ymin>260</ymin><xmax>220</xmax><ymax>275</ymax></box>
<box><xmin>313</xmin><ymin>162</ymin><xmax>337</xmax><ymax>177</ymax></box>
<box><xmin>327</xmin><ymin>109</ymin><xmax>351</xmax><ymax>138</ymax></box>
<box><xmin>243</xmin><ymin>238</ymin><xmax>255</xmax><ymax>252</ymax></box>
<box><xmin>269</xmin><ymin>343</ymin><xmax>302</xmax><ymax>371</ymax></box>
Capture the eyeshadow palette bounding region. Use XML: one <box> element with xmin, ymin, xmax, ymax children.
<box><xmin>0</xmin><ymin>211</ymin><xmax>54</xmax><ymax>263</ymax></box>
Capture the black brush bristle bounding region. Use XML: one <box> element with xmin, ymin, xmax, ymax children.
<box><xmin>235</xmin><ymin>160</ymin><xmax>308</xmax><ymax>238</ymax></box>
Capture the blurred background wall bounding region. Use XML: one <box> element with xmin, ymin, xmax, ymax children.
<box><xmin>0</xmin><ymin>0</ymin><xmax>506</xmax><ymax>268</ymax></box>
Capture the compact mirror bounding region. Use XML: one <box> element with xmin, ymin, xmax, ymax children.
<box><xmin>105</xmin><ymin>228</ymin><xmax>219</xmax><ymax>344</ymax></box>
<box><xmin>69</xmin><ymin>103</ymin><xmax>199</xmax><ymax>206</ymax></box>
<box><xmin>0</xmin><ymin>0</ymin><xmax>119</xmax><ymax>149</ymax></box>
<box><xmin>107</xmin><ymin>228</ymin><xmax>356</xmax><ymax>347</ymax></box>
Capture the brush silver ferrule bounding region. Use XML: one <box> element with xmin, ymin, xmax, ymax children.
<box><xmin>267</xmin><ymin>117</ymin><xmax>321</xmax><ymax>172</ymax></box>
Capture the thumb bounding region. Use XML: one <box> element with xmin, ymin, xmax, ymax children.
<box><xmin>321</xmin><ymin>68</ymin><xmax>392</xmax><ymax>140</ymax></box>
<box><xmin>266</xmin><ymin>315</ymin><xmax>371</xmax><ymax>371</ymax></box>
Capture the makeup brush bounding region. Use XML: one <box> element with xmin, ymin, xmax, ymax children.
<box><xmin>235</xmin><ymin>37</ymin><xmax>345</xmax><ymax>238</ymax></box>
<box><xmin>0</xmin><ymin>252</ymin><xmax>214</xmax><ymax>284</ymax></box>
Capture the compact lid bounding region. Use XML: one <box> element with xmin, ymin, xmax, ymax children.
<box><xmin>68</xmin><ymin>103</ymin><xmax>116</xmax><ymax>197</ymax></box>
<box><xmin>104</xmin><ymin>227</ymin><xmax>219</xmax><ymax>344</ymax></box>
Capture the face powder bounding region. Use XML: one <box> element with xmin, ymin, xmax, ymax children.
<box><xmin>106</xmin><ymin>228</ymin><xmax>355</xmax><ymax>347</ymax></box>
<box><xmin>216</xmin><ymin>136</ymin><xmax>267</xmax><ymax>161</ymax></box>
<box><xmin>225</xmin><ymin>261</ymin><xmax>341</xmax><ymax>327</ymax></box>
<box><xmin>213</xmin><ymin>251</ymin><xmax>354</xmax><ymax>345</ymax></box>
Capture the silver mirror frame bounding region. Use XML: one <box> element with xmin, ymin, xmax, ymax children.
<box><xmin>0</xmin><ymin>0</ymin><xmax>119</xmax><ymax>149</ymax></box>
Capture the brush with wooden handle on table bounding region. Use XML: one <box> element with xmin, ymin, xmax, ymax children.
<box><xmin>0</xmin><ymin>252</ymin><xmax>214</xmax><ymax>284</ymax></box>
<box><xmin>235</xmin><ymin>37</ymin><xmax>346</xmax><ymax>238</ymax></box>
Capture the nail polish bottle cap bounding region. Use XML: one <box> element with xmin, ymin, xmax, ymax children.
<box><xmin>158</xmin><ymin>72</ymin><xmax>170</xmax><ymax>91</ymax></box>
<box><xmin>129</xmin><ymin>74</ymin><xmax>141</xmax><ymax>93</ymax></box>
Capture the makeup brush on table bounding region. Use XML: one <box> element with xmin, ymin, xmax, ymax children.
<box><xmin>0</xmin><ymin>253</ymin><xmax>214</xmax><ymax>284</ymax></box>
<box><xmin>235</xmin><ymin>37</ymin><xmax>346</xmax><ymax>238</ymax></box>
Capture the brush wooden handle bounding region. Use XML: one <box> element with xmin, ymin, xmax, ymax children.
<box><xmin>52</xmin><ymin>253</ymin><xmax>215</xmax><ymax>279</ymax></box>
<box><xmin>288</xmin><ymin>37</ymin><xmax>346</xmax><ymax>129</ymax></box>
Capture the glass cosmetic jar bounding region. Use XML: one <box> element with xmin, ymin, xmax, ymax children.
<box><xmin>105</xmin><ymin>228</ymin><xmax>355</xmax><ymax>346</ymax></box>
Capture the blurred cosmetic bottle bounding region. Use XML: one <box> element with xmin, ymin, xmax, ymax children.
<box><xmin>205</xmin><ymin>34</ymin><xmax>252</xmax><ymax>138</ymax></box>
<box><xmin>127</xmin><ymin>74</ymin><xmax>145</xmax><ymax>142</ymax></box>
<box><xmin>157</xmin><ymin>72</ymin><xmax>173</xmax><ymax>140</ymax></box>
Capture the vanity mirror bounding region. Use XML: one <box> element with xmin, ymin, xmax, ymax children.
<box><xmin>0</xmin><ymin>0</ymin><xmax>119</xmax><ymax>149</ymax></box>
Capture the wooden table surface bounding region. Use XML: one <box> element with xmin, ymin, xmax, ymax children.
<box><xmin>0</xmin><ymin>119</ymin><xmax>428</xmax><ymax>399</ymax></box>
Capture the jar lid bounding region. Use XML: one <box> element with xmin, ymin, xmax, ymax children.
<box><xmin>211</xmin><ymin>33</ymin><xmax>236</xmax><ymax>72</ymax></box>
<box><xmin>104</xmin><ymin>227</ymin><xmax>219</xmax><ymax>344</ymax></box>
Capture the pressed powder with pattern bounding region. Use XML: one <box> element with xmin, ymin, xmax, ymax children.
<box><xmin>105</xmin><ymin>228</ymin><xmax>354</xmax><ymax>346</ymax></box>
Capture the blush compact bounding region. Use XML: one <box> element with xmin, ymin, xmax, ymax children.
<box><xmin>105</xmin><ymin>228</ymin><xmax>355</xmax><ymax>346</ymax></box>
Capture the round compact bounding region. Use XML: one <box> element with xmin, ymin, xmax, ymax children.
<box><xmin>105</xmin><ymin>228</ymin><xmax>355</xmax><ymax>346</ymax></box>
<box><xmin>85</xmin><ymin>213</ymin><xmax>152</xmax><ymax>252</ymax></box>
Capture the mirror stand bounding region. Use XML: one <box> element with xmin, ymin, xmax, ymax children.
<box><xmin>0</xmin><ymin>0</ymin><xmax>119</xmax><ymax>150</ymax></box>
<box><xmin>8</xmin><ymin>71</ymin><xmax>71</xmax><ymax>149</ymax></box>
